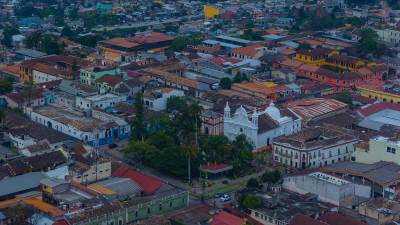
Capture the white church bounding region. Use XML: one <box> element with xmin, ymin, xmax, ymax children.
<box><xmin>223</xmin><ymin>102</ymin><xmax>302</xmax><ymax>151</ymax></box>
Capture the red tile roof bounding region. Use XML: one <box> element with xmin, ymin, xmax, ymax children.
<box><xmin>289</xmin><ymin>214</ymin><xmax>327</xmax><ymax>225</ymax></box>
<box><xmin>95</xmin><ymin>74</ymin><xmax>124</xmax><ymax>86</ymax></box>
<box><xmin>101</xmin><ymin>38</ymin><xmax>139</xmax><ymax>49</ymax></box>
<box><xmin>5</xmin><ymin>88</ymin><xmax>43</xmax><ymax>104</ymax></box>
<box><xmin>128</xmin><ymin>32</ymin><xmax>173</xmax><ymax>44</ymax></box>
<box><xmin>356</xmin><ymin>141</ymin><xmax>369</xmax><ymax>150</ymax></box>
<box><xmin>211</xmin><ymin>57</ymin><xmax>241</xmax><ymax>66</ymax></box>
<box><xmin>211</xmin><ymin>211</ymin><xmax>246</xmax><ymax>225</ymax></box>
<box><xmin>231</xmin><ymin>44</ymin><xmax>264</xmax><ymax>58</ymax></box>
<box><xmin>358</xmin><ymin>102</ymin><xmax>400</xmax><ymax>117</ymax></box>
<box><xmin>112</xmin><ymin>164</ymin><xmax>163</xmax><ymax>195</ymax></box>
<box><xmin>1</xmin><ymin>65</ymin><xmax>19</xmax><ymax>75</ymax></box>
<box><xmin>200</xmin><ymin>163</ymin><xmax>232</xmax><ymax>171</ymax></box>
<box><xmin>53</xmin><ymin>220</ymin><xmax>70</xmax><ymax>225</ymax></box>
<box><xmin>319</xmin><ymin>212</ymin><xmax>368</xmax><ymax>225</ymax></box>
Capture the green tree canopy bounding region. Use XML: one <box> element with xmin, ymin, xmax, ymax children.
<box><xmin>357</xmin><ymin>28</ymin><xmax>387</xmax><ymax>57</ymax></box>
<box><xmin>132</xmin><ymin>92</ymin><xmax>146</xmax><ymax>140</ymax></box>
<box><xmin>1</xmin><ymin>26</ymin><xmax>19</xmax><ymax>48</ymax></box>
<box><xmin>240</xmin><ymin>194</ymin><xmax>263</xmax><ymax>209</ymax></box>
<box><xmin>200</xmin><ymin>135</ymin><xmax>230</xmax><ymax>163</ymax></box>
<box><xmin>247</xmin><ymin>178</ymin><xmax>260</xmax><ymax>188</ymax></box>
<box><xmin>166</xmin><ymin>96</ymin><xmax>186</xmax><ymax>112</ymax></box>
<box><xmin>0</xmin><ymin>78</ymin><xmax>13</xmax><ymax>95</ymax></box>
<box><xmin>261</xmin><ymin>170</ymin><xmax>282</xmax><ymax>184</ymax></box>
<box><xmin>219</xmin><ymin>77</ymin><xmax>232</xmax><ymax>89</ymax></box>
<box><xmin>231</xmin><ymin>134</ymin><xmax>254</xmax><ymax>174</ymax></box>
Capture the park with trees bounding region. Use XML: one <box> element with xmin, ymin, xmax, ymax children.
<box><xmin>124</xmin><ymin>94</ymin><xmax>255</xmax><ymax>183</ymax></box>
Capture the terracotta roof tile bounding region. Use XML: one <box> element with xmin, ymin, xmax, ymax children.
<box><xmin>358</xmin><ymin>102</ymin><xmax>400</xmax><ymax>117</ymax></box>
<box><xmin>231</xmin><ymin>44</ymin><xmax>264</xmax><ymax>57</ymax></box>
<box><xmin>319</xmin><ymin>212</ymin><xmax>368</xmax><ymax>225</ymax></box>
<box><xmin>212</xmin><ymin>211</ymin><xmax>246</xmax><ymax>225</ymax></box>
<box><xmin>112</xmin><ymin>164</ymin><xmax>163</xmax><ymax>195</ymax></box>
<box><xmin>128</xmin><ymin>32</ymin><xmax>173</xmax><ymax>44</ymax></box>
<box><xmin>95</xmin><ymin>74</ymin><xmax>124</xmax><ymax>86</ymax></box>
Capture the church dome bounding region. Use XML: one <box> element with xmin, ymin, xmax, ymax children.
<box><xmin>265</xmin><ymin>102</ymin><xmax>281</xmax><ymax>120</ymax></box>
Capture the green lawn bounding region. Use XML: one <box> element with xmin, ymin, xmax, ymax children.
<box><xmin>203</xmin><ymin>181</ymin><xmax>246</xmax><ymax>199</ymax></box>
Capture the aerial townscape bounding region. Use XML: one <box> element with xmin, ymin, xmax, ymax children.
<box><xmin>3</xmin><ymin>0</ymin><xmax>400</xmax><ymax>225</ymax></box>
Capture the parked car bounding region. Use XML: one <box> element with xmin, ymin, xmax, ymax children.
<box><xmin>219</xmin><ymin>194</ymin><xmax>231</xmax><ymax>202</ymax></box>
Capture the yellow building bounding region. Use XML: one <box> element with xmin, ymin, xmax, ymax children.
<box><xmin>357</xmin><ymin>82</ymin><xmax>400</xmax><ymax>104</ymax></box>
<box><xmin>204</xmin><ymin>5</ymin><xmax>220</xmax><ymax>19</ymax></box>
<box><xmin>325</xmin><ymin>54</ymin><xmax>365</xmax><ymax>71</ymax></box>
<box><xmin>295</xmin><ymin>48</ymin><xmax>369</xmax><ymax>71</ymax></box>
<box><xmin>295</xmin><ymin>48</ymin><xmax>339</xmax><ymax>66</ymax></box>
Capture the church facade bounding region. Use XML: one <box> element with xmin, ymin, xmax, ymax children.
<box><xmin>223</xmin><ymin>102</ymin><xmax>302</xmax><ymax>151</ymax></box>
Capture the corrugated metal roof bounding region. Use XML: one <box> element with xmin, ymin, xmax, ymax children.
<box><xmin>0</xmin><ymin>172</ymin><xmax>47</xmax><ymax>197</ymax></box>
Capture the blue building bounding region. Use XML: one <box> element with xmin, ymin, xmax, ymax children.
<box><xmin>19</xmin><ymin>16</ymin><xmax>44</xmax><ymax>28</ymax></box>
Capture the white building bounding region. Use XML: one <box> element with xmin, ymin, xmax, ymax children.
<box><xmin>32</xmin><ymin>69</ymin><xmax>62</xmax><ymax>84</ymax></box>
<box><xmin>283</xmin><ymin>172</ymin><xmax>371</xmax><ymax>206</ymax></box>
<box><xmin>273</xmin><ymin>126</ymin><xmax>359</xmax><ymax>169</ymax></box>
<box><xmin>76</xmin><ymin>93</ymin><xmax>126</xmax><ymax>111</ymax></box>
<box><xmin>143</xmin><ymin>88</ymin><xmax>185</xmax><ymax>111</ymax></box>
<box><xmin>375</xmin><ymin>28</ymin><xmax>400</xmax><ymax>46</ymax></box>
<box><xmin>223</xmin><ymin>102</ymin><xmax>301</xmax><ymax>151</ymax></box>
<box><xmin>28</xmin><ymin>105</ymin><xmax>131</xmax><ymax>146</ymax></box>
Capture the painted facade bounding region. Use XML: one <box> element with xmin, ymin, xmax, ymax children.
<box><xmin>223</xmin><ymin>102</ymin><xmax>301</xmax><ymax>150</ymax></box>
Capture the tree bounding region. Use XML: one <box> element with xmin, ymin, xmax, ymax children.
<box><xmin>22</xmin><ymin>80</ymin><xmax>35</xmax><ymax>107</ymax></box>
<box><xmin>124</xmin><ymin>139</ymin><xmax>158</xmax><ymax>163</ymax></box>
<box><xmin>0</xmin><ymin>109</ymin><xmax>5</xmax><ymax>131</ymax></box>
<box><xmin>357</xmin><ymin>29</ymin><xmax>387</xmax><ymax>57</ymax></box>
<box><xmin>200</xmin><ymin>135</ymin><xmax>230</xmax><ymax>163</ymax></box>
<box><xmin>166</xmin><ymin>96</ymin><xmax>185</xmax><ymax>112</ymax></box>
<box><xmin>261</xmin><ymin>170</ymin><xmax>282</xmax><ymax>184</ymax></box>
<box><xmin>174</xmin><ymin>101</ymin><xmax>201</xmax><ymax>184</ymax></box>
<box><xmin>219</xmin><ymin>77</ymin><xmax>232</xmax><ymax>89</ymax></box>
<box><xmin>148</xmin><ymin>131</ymin><xmax>175</xmax><ymax>150</ymax></box>
<box><xmin>76</xmin><ymin>34</ymin><xmax>103</xmax><ymax>47</ymax></box>
<box><xmin>333</xmin><ymin>91</ymin><xmax>353</xmax><ymax>109</ymax></box>
<box><xmin>387</xmin><ymin>0</ymin><xmax>400</xmax><ymax>9</ymax></box>
<box><xmin>72</xmin><ymin>59</ymin><xmax>78</xmax><ymax>72</ymax></box>
<box><xmin>230</xmin><ymin>134</ymin><xmax>253</xmax><ymax>174</ymax></box>
<box><xmin>0</xmin><ymin>78</ymin><xmax>12</xmax><ymax>95</ymax></box>
<box><xmin>61</xmin><ymin>26</ymin><xmax>74</xmax><ymax>38</ymax></box>
<box><xmin>24</xmin><ymin>31</ymin><xmax>42</xmax><ymax>49</ymax></box>
<box><xmin>247</xmin><ymin>178</ymin><xmax>260</xmax><ymax>188</ymax></box>
<box><xmin>132</xmin><ymin>92</ymin><xmax>146</xmax><ymax>140</ymax></box>
<box><xmin>168</xmin><ymin>34</ymin><xmax>203</xmax><ymax>52</ymax></box>
<box><xmin>1</xmin><ymin>26</ymin><xmax>19</xmax><ymax>48</ymax></box>
<box><xmin>240</xmin><ymin>194</ymin><xmax>263</xmax><ymax>209</ymax></box>
<box><xmin>40</xmin><ymin>35</ymin><xmax>63</xmax><ymax>54</ymax></box>
<box><xmin>233</xmin><ymin>73</ymin><xmax>248</xmax><ymax>83</ymax></box>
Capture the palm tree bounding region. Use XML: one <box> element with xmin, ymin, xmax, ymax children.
<box><xmin>175</xmin><ymin>101</ymin><xmax>201</xmax><ymax>184</ymax></box>
<box><xmin>22</xmin><ymin>80</ymin><xmax>35</xmax><ymax>107</ymax></box>
<box><xmin>0</xmin><ymin>109</ymin><xmax>5</xmax><ymax>132</ymax></box>
<box><xmin>182</xmin><ymin>140</ymin><xmax>198</xmax><ymax>185</ymax></box>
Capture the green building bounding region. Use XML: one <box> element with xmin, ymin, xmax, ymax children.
<box><xmin>80</xmin><ymin>67</ymin><xmax>127</xmax><ymax>86</ymax></box>
<box><xmin>352</xmin><ymin>136</ymin><xmax>400</xmax><ymax>164</ymax></box>
<box><xmin>67</xmin><ymin>189</ymin><xmax>189</xmax><ymax>225</ymax></box>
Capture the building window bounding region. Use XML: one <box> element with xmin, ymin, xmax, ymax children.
<box><xmin>387</xmin><ymin>147</ymin><xmax>392</xmax><ymax>153</ymax></box>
